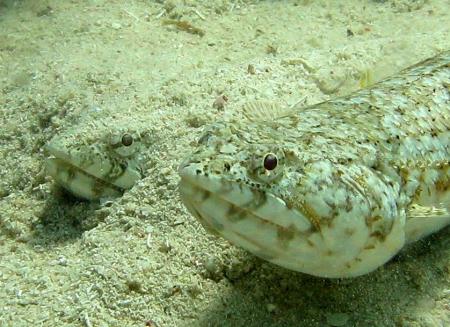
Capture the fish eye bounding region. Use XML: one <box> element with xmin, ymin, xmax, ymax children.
<box><xmin>263</xmin><ymin>153</ymin><xmax>278</xmax><ymax>171</ymax></box>
<box><xmin>121</xmin><ymin>134</ymin><xmax>133</xmax><ymax>146</ymax></box>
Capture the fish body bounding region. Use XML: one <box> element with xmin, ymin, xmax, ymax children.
<box><xmin>179</xmin><ymin>51</ymin><xmax>450</xmax><ymax>278</ymax></box>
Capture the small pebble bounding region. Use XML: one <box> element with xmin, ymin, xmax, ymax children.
<box><xmin>204</xmin><ymin>256</ymin><xmax>220</xmax><ymax>274</ymax></box>
<box><xmin>158</xmin><ymin>240</ymin><xmax>172</xmax><ymax>253</ymax></box>
<box><xmin>212</xmin><ymin>94</ymin><xmax>228</xmax><ymax>110</ymax></box>
<box><xmin>326</xmin><ymin>312</ymin><xmax>349</xmax><ymax>326</ymax></box>
<box><xmin>266</xmin><ymin>303</ymin><xmax>277</xmax><ymax>313</ymax></box>
<box><xmin>111</xmin><ymin>22</ymin><xmax>122</xmax><ymax>30</ymax></box>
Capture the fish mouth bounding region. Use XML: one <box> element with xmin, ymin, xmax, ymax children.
<box><xmin>178</xmin><ymin>164</ymin><xmax>315</xmax><ymax>262</ymax></box>
<box><xmin>45</xmin><ymin>144</ymin><xmax>126</xmax><ymax>200</ymax></box>
<box><xmin>179</xmin><ymin>165</ymin><xmax>387</xmax><ymax>278</ymax></box>
<box><xmin>44</xmin><ymin>143</ymin><xmax>104</xmax><ymax>179</ymax></box>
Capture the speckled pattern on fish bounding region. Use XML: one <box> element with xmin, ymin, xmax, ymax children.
<box><xmin>179</xmin><ymin>51</ymin><xmax>450</xmax><ymax>278</ymax></box>
<box><xmin>45</xmin><ymin>115</ymin><xmax>154</xmax><ymax>200</ymax></box>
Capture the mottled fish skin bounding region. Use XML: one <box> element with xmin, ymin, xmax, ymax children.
<box><xmin>45</xmin><ymin>116</ymin><xmax>149</xmax><ymax>201</ymax></box>
<box><xmin>179</xmin><ymin>51</ymin><xmax>450</xmax><ymax>278</ymax></box>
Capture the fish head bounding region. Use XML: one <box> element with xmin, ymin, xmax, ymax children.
<box><xmin>179</xmin><ymin>102</ymin><xmax>404</xmax><ymax>277</ymax></box>
<box><xmin>45</xmin><ymin>120</ymin><xmax>144</xmax><ymax>201</ymax></box>
<box><xmin>178</xmin><ymin>116</ymin><xmax>313</xmax><ymax>261</ymax></box>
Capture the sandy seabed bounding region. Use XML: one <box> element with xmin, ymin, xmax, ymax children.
<box><xmin>0</xmin><ymin>0</ymin><xmax>449</xmax><ymax>326</ymax></box>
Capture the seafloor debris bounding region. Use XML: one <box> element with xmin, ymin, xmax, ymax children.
<box><xmin>162</xmin><ymin>19</ymin><xmax>205</xmax><ymax>37</ymax></box>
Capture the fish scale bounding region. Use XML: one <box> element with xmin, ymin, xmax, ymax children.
<box><xmin>178</xmin><ymin>51</ymin><xmax>450</xmax><ymax>278</ymax></box>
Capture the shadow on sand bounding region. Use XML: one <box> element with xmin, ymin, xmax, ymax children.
<box><xmin>194</xmin><ymin>227</ymin><xmax>449</xmax><ymax>327</ymax></box>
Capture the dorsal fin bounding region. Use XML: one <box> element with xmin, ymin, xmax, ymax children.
<box><xmin>241</xmin><ymin>101</ymin><xmax>293</xmax><ymax>122</ymax></box>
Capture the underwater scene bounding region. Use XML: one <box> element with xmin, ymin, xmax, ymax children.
<box><xmin>0</xmin><ymin>0</ymin><xmax>449</xmax><ymax>326</ymax></box>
